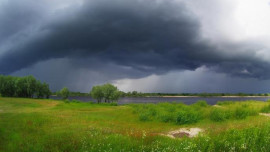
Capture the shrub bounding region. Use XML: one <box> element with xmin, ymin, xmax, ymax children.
<box><xmin>70</xmin><ymin>99</ymin><xmax>80</xmax><ymax>103</ymax></box>
<box><xmin>63</xmin><ymin>99</ymin><xmax>70</xmax><ymax>103</ymax></box>
<box><xmin>148</xmin><ymin>107</ymin><xmax>157</xmax><ymax>116</ymax></box>
<box><xmin>176</xmin><ymin>110</ymin><xmax>200</xmax><ymax>125</ymax></box>
<box><xmin>261</xmin><ymin>104</ymin><xmax>270</xmax><ymax>113</ymax></box>
<box><xmin>160</xmin><ymin>103</ymin><xmax>176</xmax><ymax>112</ymax></box>
<box><xmin>247</xmin><ymin>108</ymin><xmax>258</xmax><ymax>116</ymax></box>
<box><xmin>234</xmin><ymin>108</ymin><xmax>249</xmax><ymax>119</ymax></box>
<box><xmin>193</xmin><ymin>100</ymin><xmax>208</xmax><ymax>107</ymax></box>
<box><xmin>241</xmin><ymin>104</ymin><xmax>249</xmax><ymax>108</ymax></box>
<box><xmin>158</xmin><ymin>112</ymin><xmax>175</xmax><ymax>122</ymax></box>
<box><xmin>210</xmin><ymin>109</ymin><xmax>232</xmax><ymax>122</ymax></box>
<box><xmin>109</xmin><ymin>102</ymin><xmax>118</xmax><ymax>106</ymax></box>
<box><xmin>139</xmin><ymin>113</ymin><xmax>151</xmax><ymax>121</ymax></box>
<box><xmin>217</xmin><ymin>101</ymin><xmax>235</xmax><ymax>106</ymax></box>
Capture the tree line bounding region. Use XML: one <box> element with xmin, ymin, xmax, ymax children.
<box><xmin>0</xmin><ymin>75</ymin><xmax>51</xmax><ymax>98</ymax></box>
<box><xmin>55</xmin><ymin>84</ymin><xmax>121</xmax><ymax>103</ymax></box>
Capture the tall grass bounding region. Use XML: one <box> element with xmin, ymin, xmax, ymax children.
<box><xmin>210</xmin><ymin>108</ymin><xmax>232</xmax><ymax>122</ymax></box>
<box><xmin>132</xmin><ymin>101</ymin><xmax>260</xmax><ymax>124</ymax></box>
<box><xmin>131</xmin><ymin>102</ymin><xmax>206</xmax><ymax>125</ymax></box>
<box><xmin>261</xmin><ymin>104</ymin><xmax>270</xmax><ymax>113</ymax></box>
<box><xmin>176</xmin><ymin>110</ymin><xmax>201</xmax><ymax>125</ymax></box>
<box><xmin>216</xmin><ymin>101</ymin><xmax>235</xmax><ymax>106</ymax></box>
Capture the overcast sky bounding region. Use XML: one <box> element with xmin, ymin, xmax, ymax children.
<box><xmin>1</xmin><ymin>0</ymin><xmax>270</xmax><ymax>93</ymax></box>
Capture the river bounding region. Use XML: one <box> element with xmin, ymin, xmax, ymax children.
<box><xmin>50</xmin><ymin>96</ymin><xmax>270</xmax><ymax>105</ymax></box>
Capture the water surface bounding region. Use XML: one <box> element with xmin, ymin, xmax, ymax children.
<box><xmin>50</xmin><ymin>96</ymin><xmax>270</xmax><ymax>105</ymax></box>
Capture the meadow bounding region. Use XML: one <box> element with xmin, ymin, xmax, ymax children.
<box><xmin>1</xmin><ymin>98</ymin><xmax>270</xmax><ymax>151</ymax></box>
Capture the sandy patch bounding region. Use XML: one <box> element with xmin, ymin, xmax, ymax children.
<box><xmin>164</xmin><ymin>128</ymin><xmax>203</xmax><ymax>139</ymax></box>
<box><xmin>259</xmin><ymin>113</ymin><xmax>270</xmax><ymax>117</ymax></box>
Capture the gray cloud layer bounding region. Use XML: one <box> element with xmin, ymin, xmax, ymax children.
<box><xmin>1</xmin><ymin>0</ymin><xmax>270</xmax><ymax>91</ymax></box>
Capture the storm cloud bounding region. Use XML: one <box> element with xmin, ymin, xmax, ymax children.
<box><xmin>1</xmin><ymin>0</ymin><xmax>270</xmax><ymax>92</ymax></box>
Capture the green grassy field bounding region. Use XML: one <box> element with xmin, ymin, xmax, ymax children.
<box><xmin>1</xmin><ymin>97</ymin><xmax>270</xmax><ymax>151</ymax></box>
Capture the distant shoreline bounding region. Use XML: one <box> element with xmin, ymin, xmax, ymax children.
<box><xmin>149</xmin><ymin>96</ymin><xmax>270</xmax><ymax>98</ymax></box>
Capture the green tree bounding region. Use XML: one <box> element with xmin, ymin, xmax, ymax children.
<box><xmin>132</xmin><ymin>91</ymin><xmax>138</xmax><ymax>97</ymax></box>
<box><xmin>102</xmin><ymin>83</ymin><xmax>119</xmax><ymax>103</ymax></box>
<box><xmin>58</xmin><ymin>87</ymin><xmax>70</xmax><ymax>99</ymax></box>
<box><xmin>1</xmin><ymin>76</ymin><xmax>16</xmax><ymax>97</ymax></box>
<box><xmin>15</xmin><ymin>76</ymin><xmax>28</xmax><ymax>97</ymax></box>
<box><xmin>25</xmin><ymin>76</ymin><xmax>37</xmax><ymax>98</ymax></box>
<box><xmin>0</xmin><ymin>75</ymin><xmax>5</xmax><ymax>96</ymax></box>
<box><xmin>35</xmin><ymin>81</ymin><xmax>51</xmax><ymax>98</ymax></box>
<box><xmin>90</xmin><ymin>83</ymin><xmax>120</xmax><ymax>103</ymax></box>
<box><xmin>36</xmin><ymin>81</ymin><xmax>44</xmax><ymax>98</ymax></box>
<box><xmin>90</xmin><ymin>86</ymin><xmax>104</xmax><ymax>103</ymax></box>
<box><xmin>42</xmin><ymin>83</ymin><xmax>51</xmax><ymax>99</ymax></box>
<box><xmin>0</xmin><ymin>75</ymin><xmax>51</xmax><ymax>98</ymax></box>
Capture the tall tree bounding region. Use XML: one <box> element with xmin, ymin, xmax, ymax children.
<box><xmin>0</xmin><ymin>75</ymin><xmax>51</xmax><ymax>98</ymax></box>
<box><xmin>1</xmin><ymin>76</ymin><xmax>16</xmax><ymax>97</ymax></box>
<box><xmin>90</xmin><ymin>86</ymin><xmax>104</xmax><ymax>103</ymax></box>
<box><xmin>25</xmin><ymin>76</ymin><xmax>37</xmax><ymax>98</ymax></box>
<box><xmin>58</xmin><ymin>87</ymin><xmax>70</xmax><ymax>100</ymax></box>
<box><xmin>102</xmin><ymin>83</ymin><xmax>119</xmax><ymax>103</ymax></box>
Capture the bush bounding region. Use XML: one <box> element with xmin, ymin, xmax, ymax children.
<box><xmin>139</xmin><ymin>113</ymin><xmax>151</xmax><ymax>121</ymax></box>
<box><xmin>109</xmin><ymin>102</ymin><xmax>118</xmax><ymax>106</ymax></box>
<box><xmin>234</xmin><ymin>108</ymin><xmax>249</xmax><ymax>119</ymax></box>
<box><xmin>261</xmin><ymin>104</ymin><xmax>270</xmax><ymax>113</ymax></box>
<box><xmin>241</xmin><ymin>104</ymin><xmax>249</xmax><ymax>108</ymax></box>
<box><xmin>139</xmin><ymin>104</ymin><xmax>157</xmax><ymax>116</ymax></box>
<box><xmin>176</xmin><ymin>110</ymin><xmax>201</xmax><ymax>125</ymax></box>
<box><xmin>158</xmin><ymin>112</ymin><xmax>175</xmax><ymax>122</ymax></box>
<box><xmin>247</xmin><ymin>108</ymin><xmax>258</xmax><ymax>116</ymax></box>
<box><xmin>217</xmin><ymin>101</ymin><xmax>235</xmax><ymax>106</ymax></box>
<box><xmin>210</xmin><ymin>109</ymin><xmax>232</xmax><ymax>122</ymax></box>
<box><xmin>193</xmin><ymin>100</ymin><xmax>208</xmax><ymax>107</ymax></box>
<box><xmin>159</xmin><ymin>103</ymin><xmax>176</xmax><ymax>112</ymax></box>
<box><xmin>63</xmin><ymin>99</ymin><xmax>70</xmax><ymax>103</ymax></box>
<box><xmin>70</xmin><ymin>99</ymin><xmax>80</xmax><ymax>103</ymax></box>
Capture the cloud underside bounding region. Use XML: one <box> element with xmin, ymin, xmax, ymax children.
<box><xmin>1</xmin><ymin>0</ymin><xmax>270</xmax><ymax>92</ymax></box>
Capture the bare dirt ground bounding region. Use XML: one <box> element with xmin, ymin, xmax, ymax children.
<box><xmin>259</xmin><ymin>113</ymin><xmax>270</xmax><ymax>117</ymax></box>
<box><xmin>164</xmin><ymin>128</ymin><xmax>203</xmax><ymax>139</ymax></box>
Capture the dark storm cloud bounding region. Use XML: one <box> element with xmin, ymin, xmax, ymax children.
<box><xmin>1</xmin><ymin>0</ymin><xmax>270</xmax><ymax>79</ymax></box>
<box><xmin>0</xmin><ymin>0</ymin><xmax>48</xmax><ymax>42</ymax></box>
